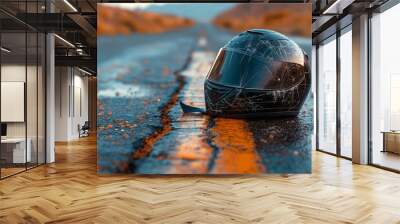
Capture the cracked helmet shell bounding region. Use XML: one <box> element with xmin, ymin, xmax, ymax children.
<box><xmin>204</xmin><ymin>29</ymin><xmax>311</xmax><ymax>118</ymax></box>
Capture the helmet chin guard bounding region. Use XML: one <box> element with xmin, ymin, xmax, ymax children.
<box><xmin>181</xmin><ymin>29</ymin><xmax>311</xmax><ymax>118</ymax></box>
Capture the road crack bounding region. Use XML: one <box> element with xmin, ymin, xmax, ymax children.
<box><xmin>126</xmin><ymin>49</ymin><xmax>194</xmax><ymax>172</ymax></box>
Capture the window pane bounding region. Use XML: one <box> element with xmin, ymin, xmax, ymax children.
<box><xmin>317</xmin><ymin>37</ymin><xmax>337</xmax><ymax>154</ymax></box>
<box><xmin>371</xmin><ymin>4</ymin><xmax>400</xmax><ymax>171</ymax></box>
<box><xmin>38</xmin><ymin>33</ymin><xmax>45</xmax><ymax>165</ymax></box>
<box><xmin>27</xmin><ymin>31</ymin><xmax>38</xmax><ymax>169</ymax></box>
<box><xmin>340</xmin><ymin>29</ymin><xmax>352</xmax><ymax>158</ymax></box>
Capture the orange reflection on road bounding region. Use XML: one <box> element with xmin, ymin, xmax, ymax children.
<box><xmin>168</xmin><ymin>118</ymin><xmax>213</xmax><ymax>174</ymax></box>
<box><xmin>211</xmin><ymin>118</ymin><xmax>265</xmax><ymax>174</ymax></box>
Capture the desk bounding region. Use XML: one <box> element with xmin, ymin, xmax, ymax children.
<box><xmin>1</xmin><ymin>138</ymin><xmax>31</xmax><ymax>163</ymax></box>
<box><xmin>382</xmin><ymin>131</ymin><xmax>400</xmax><ymax>154</ymax></box>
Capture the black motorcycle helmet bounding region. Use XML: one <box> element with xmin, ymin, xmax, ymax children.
<box><xmin>181</xmin><ymin>29</ymin><xmax>310</xmax><ymax>118</ymax></box>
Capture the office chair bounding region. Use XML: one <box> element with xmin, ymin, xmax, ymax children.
<box><xmin>79</xmin><ymin>121</ymin><xmax>90</xmax><ymax>138</ymax></box>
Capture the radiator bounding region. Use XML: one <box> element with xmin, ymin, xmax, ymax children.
<box><xmin>383</xmin><ymin>132</ymin><xmax>400</xmax><ymax>154</ymax></box>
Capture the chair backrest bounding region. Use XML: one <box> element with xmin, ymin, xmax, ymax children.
<box><xmin>82</xmin><ymin>121</ymin><xmax>90</xmax><ymax>129</ymax></box>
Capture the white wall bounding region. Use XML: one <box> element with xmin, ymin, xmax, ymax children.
<box><xmin>55</xmin><ymin>66</ymin><xmax>70</xmax><ymax>141</ymax></box>
<box><xmin>71</xmin><ymin>73</ymin><xmax>89</xmax><ymax>138</ymax></box>
<box><xmin>54</xmin><ymin>67</ymin><xmax>89</xmax><ymax>141</ymax></box>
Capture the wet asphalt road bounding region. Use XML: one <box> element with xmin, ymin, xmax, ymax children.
<box><xmin>97</xmin><ymin>24</ymin><xmax>313</xmax><ymax>174</ymax></box>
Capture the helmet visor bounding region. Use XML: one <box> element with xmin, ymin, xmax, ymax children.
<box><xmin>207</xmin><ymin>49</ymin><xmax>306</xmax><ymax>90</ymax></box>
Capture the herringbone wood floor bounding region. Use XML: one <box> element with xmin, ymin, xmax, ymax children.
<box><xmin>1</xmin><ymin>135</ymin><xmax>400</xmax><ymax>224</ymax></box>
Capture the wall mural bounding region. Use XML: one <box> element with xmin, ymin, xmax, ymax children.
<box><xmin>97</xmin><ymin>3</ymin><xmax>313</xmax><ymax>174</ymax></box>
